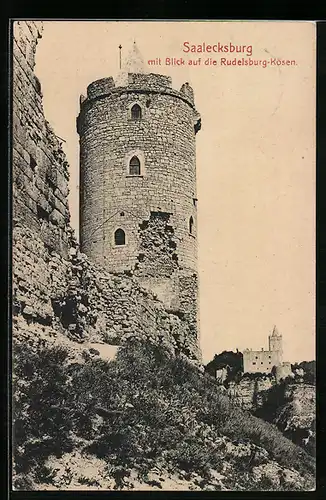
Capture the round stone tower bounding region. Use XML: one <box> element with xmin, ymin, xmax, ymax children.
<box><xmin>77</xmin><ymin>42</ymin><xmax>201</xmax><ymax>309</ymax></box>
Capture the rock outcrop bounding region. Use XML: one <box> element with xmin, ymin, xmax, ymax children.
<box><xmin>227</xmin><ymin>375</ymin><xmax>274</xmax><ymax>411</ymax></box>
<box><xmin>218</xmin><ymin>372</ymin><xmax>315</xmax><ymax>455</ymax></box>
<box><xmin>272</xmin><ymin>383</ymin><xmax>316</xmax><ymax>454</ymax></box>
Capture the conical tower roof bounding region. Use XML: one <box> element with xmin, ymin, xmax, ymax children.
<box><xmin>122</xmin><ymin>41</ymin><xmax>147</xmax><ymax>74</ymax></box>
<box><xmin>271</xmin><ymin>325</ymin><xmax>280</xmax><ymax>337</ymax></box>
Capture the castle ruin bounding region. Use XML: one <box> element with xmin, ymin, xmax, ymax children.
<box><xmin>12</xmin><ymin>26</ymin><xmax>202</xmax><ymax>363</ymax></box>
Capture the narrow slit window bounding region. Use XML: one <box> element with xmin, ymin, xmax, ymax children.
<box><xmin>131</xmin><ymin>104</ymin><xmax>142</xmax><ymax>120</ymax></box>
<box><xmin>30</xmin><ymin>154</ymin><xmax>37</xmax><ymax>172</ymax></box>
<box><xmin>114</xmin><ymin>228</ymin><xmax>125</xmax><ymax>246</ymax></box>
<box><xmin>189</xmin><ymin>216</ymin><xmax>194</xmax><ymax>234</ymax></box>
<box><xmin>129</xmin><ymin>156</ymin><xmax>141</xmax><ymax>176</ymax></box>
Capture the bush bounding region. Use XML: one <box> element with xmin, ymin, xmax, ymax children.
<box><xmin>12</xmin><ymin>338</ymin><xmax>315</xmax><ymax>489</ymax></box>
<box><xmin>13</xmin><ymin>342</ymin><xmax>74</xmax><ymax>474</ymax></box>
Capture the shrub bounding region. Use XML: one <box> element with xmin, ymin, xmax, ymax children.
<box><xmin>12</xmin><ymin>338</ymin><xmax>315</xmax><ymax>490</ymax></box>
<box><xmin>13</xmin><ymin>342</ymin><xmax>74</xmax><ymax>474</ymax></box>
<box><xmin>221</xmin><ymin>413</ymin><xmax>315</xmax><ymax>476</ymax></box>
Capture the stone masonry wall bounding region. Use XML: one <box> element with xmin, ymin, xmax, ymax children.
<box><xmin>77</xmin><ymin>74</ymin><xmax>201</xmax><ymax>274</ymax></box>
<box><xmin>243</xmin><ymin>349</ymin><xmax>281</xmax><ymax>374</ymax></box>
<box><xmin>132</xmin><ymin>211</ymin><xmax>199</xmax><ymax>343</ymax></box>
<box><xmin>13</xmin><ymin>21</ymin><xmax>72</xmax><ymax>258</ymax></box>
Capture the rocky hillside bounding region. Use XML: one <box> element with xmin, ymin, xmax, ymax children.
<box><xmin>255</xmin><ymin>382</ymin><xmax>316</xmax><ymax>456</ymax></box>
<box><xmin>13</xmin><ymin>336</ymin><xmax>315</xmax><ymax>491</ymax></box>
<box><xmin>205</xmin><ymin>353</ymin><xmax>316</xmax><ymax>456</ymax></box>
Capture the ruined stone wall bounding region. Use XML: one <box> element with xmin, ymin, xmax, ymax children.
<box><xmin>13</xmin><ymin>21</ymin><xmax>72</xmax><ymax>258</ymax></box>
<box><xmin>12</xmin><ymin>22</ymin><xmax>201</xmax><ymax>363</ymax></box>
<box><xmin>13</xmin><ymin>225</ymin><xmax>201</xmax><ymax>362</ymax></box>
<box><xmin>12</xmin><ymin>225</ymin><xmax>71</xmax><ymax>327</ymax></box>
<box><xmin>77</xmin><ymin>73</ymin><xmax>201</xmax><ymax>274</ymax></box>
<box><xmin>55</xmin><ymin>244</ymin><xmax>201</xmax><ymax>361</ymax></box>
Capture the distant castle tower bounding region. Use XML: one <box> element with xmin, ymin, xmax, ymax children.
<box><xmin>242</xmin><ymin>326</ymin><xmax>283</xmax><ymax>374</ymax></box>
<box><xmin>77</xmin><ymin>42</ymin><xmax>201</xmax><ymax>342</ymax></box>
<box><xmin>268</xmin><ymin>325</ymin><xmax>283</xmax><ymax>360</ymax></box>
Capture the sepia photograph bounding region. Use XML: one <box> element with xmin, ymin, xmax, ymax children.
<box><xmin>11</xmin><ymin>20</ymin><xmax>316</xmax><ymax>491</ymax></box>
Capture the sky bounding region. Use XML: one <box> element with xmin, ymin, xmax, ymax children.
<box><xmin>34</xmin><ymin>20</ymin><xmax>316</xmax><ymax>363</ymax></box>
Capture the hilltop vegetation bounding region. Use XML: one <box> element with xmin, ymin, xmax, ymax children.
<box><xmin>205</xmin><ymin>350</ymin><xmax>243</xmax><ymax>380</ymax></box>
<box><xmin>12</xmin><ymin>337</ymin><xmax>315</xmax><ymax>491</ymax></box>
<box><xmin>291</xmin><ymin>360</ymin><xmax>316</xmax><ymax>385</ymax></box>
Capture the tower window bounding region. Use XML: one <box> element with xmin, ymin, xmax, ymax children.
<box><xmin>129</xmin><ymin>156</ymin><xmax>141</xmax><ymax>176</ymax></box>
<box><xmin>30</xmin><ymin>154</ymin><xmax>37</xmax><ymax>171</ymax></box>
<box><xmin>131</xmin><ymin>104</ymin><xmax>142</xmax><ymax>120</ymax></box>
<box><xmin>189</xmin><ymin>216</ymin><xmax>194</xmax><ymax>234</ymax></box>
<box><xmin>114</xmin><ymin>228</ymin><xmax>125</xmax><ymax>246</ymax></box>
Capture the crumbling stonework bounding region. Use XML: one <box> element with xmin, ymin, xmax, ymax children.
<box><xmin>135</xmin><ymin>212</ymin><xmax>179</xmax><ymax>279</ymax></box>
<box><xmin>12</xmin><ymin>21</ymin><xmax>202</xmax><ymax>364</ymax></box>
<box><xmin>133</xmin><ymin>211</ymin><xmax>198</xmax><ymax>327</ymax></box>
<box><xmin>13</xmin><ymin>21</ymin><xmax>72</xmax><ymax>258</ymax></box>
<box><xmin>133</xmin><ymin>211</ymin><xmax>179</xmax><ymax>308</ymax></box>
<box><xmin>12</xmin><ymin>225</ymin><xmax>71</xmax><ymax>326</ymax></box>
<box><xmin>13</xmin><ymin>225</ymin><xmax>201</xmax><ymax>362</ymax></box>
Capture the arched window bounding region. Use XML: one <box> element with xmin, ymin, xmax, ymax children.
<box><xmin>189</xmin><ymin>216</ymin><xmax>194</xmax><ymax>234</ymax></box>
<box><xmin>114</xmin><ymin>228</ymin><xmax>125</xmax><ymax>246</ymax></box>
<box><xmin>131</xmin><ymin>104</ymin><xmax>142</xmax><ymax>120</ymax></box>
<box><xmin>129</xmin><ymin>156</ymin><xmax>141</xmax><ymax>176</ymax></box>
